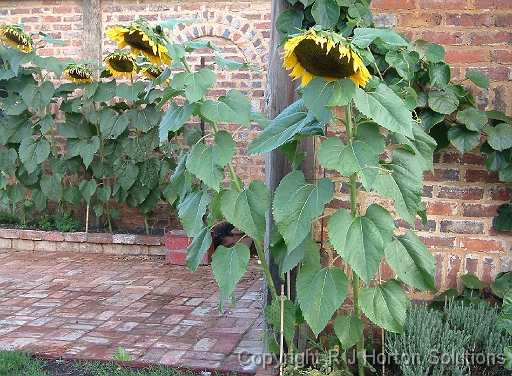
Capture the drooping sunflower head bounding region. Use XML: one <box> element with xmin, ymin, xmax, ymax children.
<box><xmin>106</xmin><ymin>18</ymin><xmax>171</xmax><ymax>67</ymax></box>
<box><xmin>282</xmin><ymin>29</ymin><xmax>371</xmax><ymax>88</ymax></box>
<box><xmin>0</xmin><ymin>24</ymin><xmax>34</xmax><ymax>53</ymax></box>
<box><xmin>63</xmin><ymin>63</ymin><xmax>94</xmax><ymax>84</ymax></box>
<box><xmin>105</xmin><ymin>51</ymin><xmax>137</xmax><ymax>77</ymax></box>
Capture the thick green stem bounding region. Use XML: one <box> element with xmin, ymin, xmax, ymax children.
<box><xmin>345</xmin><ymin>104</ymin><xmax>365</xmax><ymax>376</ymax></box>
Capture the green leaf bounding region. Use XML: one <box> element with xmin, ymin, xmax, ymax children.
<box><xmin>273</xmin><ymin>171</ymin><xmax>333</xmax><ymax>251</ymax></box>
<box><xmin>19</xmin><ymin>137</ymin><xmax>50</xmax><ymax>174</ymax></box>
<box><xmin>418</xmin><ymin>108</ymin><xmax>446</xmax><ymax>132</ymax></box>
<box><xmin>276</xmin><ymin>9</ymin><xmax>304</xmax><ymax>36</ymax></box>
<box><xmin>212</xmin><ymin>243</ymin><xmax>250</xmax><ymax>306</ymax></box>
<box><xmin>428</xmin><ymin>89</ymin><xmax>459</xmax><ymax>115</ymax></box>
<box><xmin>389</xmin><ymin>123</ymin><xmax>437</xmax><ymax>173</ymax></box>
<box><xmin>63</xmin><ymin>185</ymin><xmax>82</xmax><ymax>206</ymax></box>
<box><xmin>79</xmin><ymin>179</ymin><xmax>97</xmax><ymax>204</ymax></box>
<box><xmin>486</xmin><ymin>110</ymin><xmax>512</xmax><ymax>124</ymax></box>
<box><xmin>385</xmin><ymin>230</ymin><xmax>436</xmax><ymax>291</ymax></box>
<box><xmin>352</xmin><ymin>28</ymin><xmax>409</xmax><ymax>49</ymax></box>
<box><xmin>219</xmin><ymin>181</ymin><xmax>270</xmax><ymax>242</ymax></box>
<box><xmin>503</xmin><ymin>346</ymin><xmax>512</xmax><ymax>370</ymax></box>
<box><xmin>100</xmin><ymin>109</ymin><xmax>130</xmax><ymax>139</ymax></box>
<box><xmin>159</xmin><ymin>17</ymin><xmax>197</xmax><ymax>30</ymax></box>
<box><xmin>492</xmin><ymin>272</ymin><xmax>512</xmax><ymax>298</ymax></box>
<box><xmin>178</xmin><ymin>189</ymin><xmax>211</xmax><ymax>237</ymax></box>
<box><xmin>498</xmin><ymin>314</ymin><xmax>512</xmax><ymax>336</ymax></box>
<box><xmin>271</xmin><ymin>235</ymin><xmax>319</xmax><ymax>278</ymax></box>
<box><xmin>359</xmin><ymin>279</ymin><xmax>410</xmax><ymax>333</ymax></box>
<box><xmin>21</xmin><ymin>81</ymin><xmax>55</xmax><ymax>113</ymax></box>
<box><xmin>354</xmin><ymin>84</ymin><xmax>413</xmax><ymax>138</ymax></box>
<box><xmin>113</xmin><ymin>159</ymin><xmax>139</xmax><ymax>191</ymax></box>
<box><xmin>460</xmin><ymin>274</ymin><xmax>490</xmax><ymax>289</ymax></box>
<box><xmin>186</xmin><ymin>226</ymin><xmax>212</xmax><ymax>272</ymax></box>
<box><xmin>385</xmin><ymin>50</ymin><xmax>420</xmax><ymax>81</ymax></box>
<box><xmin>264</xmin><ymin>297</ymin><xmax>297</xmax><ymax>348</ymax></box>
<box><xmin>92</xmin><ymin>79</ymin><xmax>117</xmax><ymax>102</ymax></box>
<box><xmin>425</xmin><ymin>43</ymin><xmax>445</xmax><ymax>63</ymax></box>
<box><xmin>31</xmin><ymin>188</ymin><xmax>47</xmax><ymax>210</ymax></box>
<box><xmin>7</xmin><ymin>184</ymin><xmax>25</xmax><ymax>204</ymax></box>
<box><xmin>303</xmin><ymin>78</ymin><xmax>355</xmax><ymax>123</ymax></box>
<box><xmin>139</xmin><ymin>158</ymin><xmax>161</xmax><ymax>190</ymax></box>
<box><xmin>296</xmin><ymin>264</ymin><xmax>348</xmax><ymax>336</ymax></box>
<box><xmin>318</xmin><ymin>125</ymin><xmax>382</xmax><ymax>190</ymax></box>
<box><xmin>128</xmin><ymin>104</ymin><xmax>162</xmax><ymax>132</ymax></box>
<box><xmin>447</xmin><ymin>125</ymin><xmax>480</xmax><ymax>153</ymax></box>
<box><xmin>328</xmin><ymin>205</ymin><xmax>394</xmax><ymax>284</ymax></box>
<box><xmin>466</xmin><ymin>71</ymin><xmax>490</xmax><ymax>89</ymax></box>
<box><xmin>58</xmin><ymin>113</ymin><xmax>93</xmax><ymax>139</ymax></box>
<box><xmin>186</xmin><ymin>130</ymin><xmax>236</xmax><ymax>192</ymax></box>
<box><xmin>456</xmin><ymin>107</ymin><xmax>488</xmax><ymax>132</ymax></box>
<box><xmin>159</xmin><ymin>101</ymin><xmax>196</xmax><ymax>141</ymax></box>
<box><xmin>248</xmin><ymin>100</ymin><xmax>320</xmax><ymax>154</ymax></box>
<box><xmin>311</xmin><ymin>0</ymin><xmax>340</xmax><ymax>29</ymax></box>
<box><xmin>428</xmin><ymin>62</ymin><xmax>451</xmax><ymax>88</ymax></box>
<box><xmin>333</xmin><ymin>315</ymin><xmax>364</xmax><ymax>350</ymax></box>
<box><xmin>484</xmin><ymin>123</ymin><xmax>512</xmax><ymax>152</ymax></box>
<box><xmin>372</xmin><ymin>149</ymin><xmax>424</xmax><ymax>225</ymax></box>
<box><xmin>116</xmin><ymin>82</ymin><xmax>146</xmax><ymax>101</ymax></box>
<box><xmin>172</xmin><ymin>68</ymin><xmax>216</xmax><ymax>103</ymax></box>
<box><xmin>200</xmin><ymin>90</ymin><xmax>252</xmax><ymax>126</ymax></box>
<box><xmin>40</xmin><ymin>173</ymin><xmax>62</xmax><ymax>203</ymax></box>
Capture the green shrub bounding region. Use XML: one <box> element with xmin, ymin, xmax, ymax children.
<box><xmin>386</xmin><ymin>300</ymin><xmax>512</xmax><ymax>376</ymax></box>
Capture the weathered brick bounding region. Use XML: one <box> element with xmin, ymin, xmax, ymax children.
<box><xmin>462</xmin><ymin>203</ymin><xmax>500</xmax><ymax>217</ymax></box>
<box><xmin>437</xmin><ymin>186</ymin><xmax>484</xmax><ymax>200</ymax></box>
<box><xmin>440</xmin><ymin>219</ymin><xmax>484</xmax><ymax>234</ymax></box>
<box><xmin>488</xmin><ymin>186</ymin><xmax>512</xmax><ymax>201</ymax></box>
<box><xmin>460</xmin><ymin>237</ymin><xmax>505</xmax><ymax>253</ymax></box>
<box><xmin>466</xmin><ymin>66</ymin><xmax>512</xmax><ymax>82</ymax></box>
<box><xmin>481</xmin><ymin>257</ymin><xmax>498</xmax><ymax>282</ymax></box>
<box><xmin>0</xmin><ymin>238</ymin><xmax>12</xmax><ymax>249</ymax></box>
<box><xmin>446</xmin><ymin>254</ymin><xmax>462</xmax><ymax>289</ymax></box>
<box><xmin>420</xmin><ymin>0</ymin><xmax>467</xmax><ymax>9</ymax></box>
<box><xmin>444</xmin><ymin>47</ymin><xmax>489</xmax><ymax>64</ymax></box>
<box><xmin>423</xmin><ymin>168</ymin><xmax>460</xmax><ymax>182</ymax></box>
<box><xmin>11</xmin><ymin>239</ymin><xmax>34</xmax><ymax>251</ymax></box>
<box><xmin>397</xmin><ymin>13</ymin><xmax>442</xmax><ymax>28</ymax></box>
<box><xmin>421</xmin><ymin>30</ymin><xmax>464</xmax><ymax>45</ymax></box>
<box><xmin>445</xmin><ymin>13</ymin><xmax>493</xmax><ymax>27</ymax></box>
<box><xmin>465</xmin><ymin>255</ymin><xmax>479</xmax><ymax>275</ymax></box>
<box><xmin>419</xmin><ymin>234</ymin><xmax>457</xmax><ymax>249</ymax></box>
<box><xmin>473</xmin><ymin>0</ymin><xmax>512</xmax><ymax>9</ymax></box>
<box><xmin>371</xmin><ymin>0</ymin><xmax>416</xmax><ymax>9</ymax></box>
<box><xmin>425</xmin><ymin>201</ymin><xmax>458</xmax><ymax>216</ymax></box>
<box><xmin>469</xmin><ymin>31</ymin><xmax>512</xmax><ymax>46</ymax></box>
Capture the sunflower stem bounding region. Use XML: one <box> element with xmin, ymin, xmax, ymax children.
<box><xmin>345</xmin><ymin>104</ymin><xmax>365</xmax><ymax>376</ymax></box>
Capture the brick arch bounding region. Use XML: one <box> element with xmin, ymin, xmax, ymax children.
<box><xmin>172</xmin><ymin>10</ymin><xmax>269</xmax><ymax>70</ymax></box>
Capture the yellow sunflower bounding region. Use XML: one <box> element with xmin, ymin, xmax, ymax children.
<box><xmin>63</xmin><ymin>64</ymin><xmax>94</xmax><ymax>84</ymax></box>
<box><xmin>140</xmin><ymin>65</ymin><xmax>169</xmax><ymax>85</ymax></box>
<box><xmin>105</xmin><ymin>51</ymin><xmax>137</xmax><ymax>77</ymax></box>
<box><xmin>106</xmin><ymin>19</ymin><xmax>171</xmax><ymax>67</ymax></box>
<box><xmin>282</xmin><ymin>29</ymin><xmax>371</xmax><ymax>88</ymax></box>
<box><xmin>0</xmin><ymin>25</ymin><xmax>34</xmax><ymax>53</ymax></box>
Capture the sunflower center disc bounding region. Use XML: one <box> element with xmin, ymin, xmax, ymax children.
<box><xmin>111</xmin><ymin>58</ymin><xmax>135</xmax><ymax>73</ymax></box>
<box><xmin>124</xmin><ymin>31</ymin><xmax>155</xmax><ymax>56</ymax></box>
<box><xmin>294</xmin><ymin>39</ymin><xmax>356</xmax><ymax>79</ymax></box>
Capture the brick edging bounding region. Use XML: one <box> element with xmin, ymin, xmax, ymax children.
<box><xmin>0</xmin><ymin>228</ymin><xmax>165</xmax><ymax>257</ymax></box>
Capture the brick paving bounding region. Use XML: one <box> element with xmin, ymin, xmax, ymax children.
<box><xmin>0</xmin><ymin>249</ymin><xmax>265</xmax><ymax>373</ymax></box>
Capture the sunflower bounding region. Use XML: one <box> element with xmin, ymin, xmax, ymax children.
<box><xmin>282</xmin><ymin>29</ymin><xmax>371</xmax><ymax>88</ymax></box>
<box><xmin>0</xmin><ymin>25</ymin><xmax>34</xmax><ymax>53</ymax></box>
<box><xmin>105</xmin><ymin>51</ymin><xmax>137</xmax><ymax>77</ymax></box>
<box><xmin>63</xmin><ymin>64</ymin><xmax>94</xmax><ymax>84</ymax></box>
<box><xmin>141</xmin><ymin>65</ymin><xmax>163</xmax><ymax>80</ymax></box>
<box><xmin>106</xmin><ymin>19</ymin><xmax>171</xmax><ymax>67</ymax></box>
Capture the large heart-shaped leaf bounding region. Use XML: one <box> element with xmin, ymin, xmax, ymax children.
<box><xmin>21</xmin><ymin>81</ymin><xmax>55</xmax><ymax>113</ymax></box>
<box><xmin>372</xmin><ymin>148</ymin><xmax>424</xmax><ymax>225</ymax></box>
<box><xmin>100</xmin><ymin>109</ymin><xmax>129</xmax><ymax>139</ymax></box>
<box><xmin>447</xmin><ymin>125</ymin><xmax>481</xmax><ymax>153</ymax></box>
<box><xmin>456</xmin><ymin>107</ymin><xmax>488</xmax><ymax>132</ymax></box>
<box><xmin>177</xmin><ymin>189</ymin><xmax>210</xmax><ymax>237</ymax></box>
<box><xmin>352</xmin><ymin>28</ymin><xmax>408</xmax><ymax>49</ymax></box>
<box><xmin>389</xmin><ymin>123</ymin><xmax>437</xmax><ymax>173</ymax></box>
<box><xmin>297</xmin><ymin>264</ymin><xmax>348</xmax><ymax>336</ymax></box>
<box><xmin>385</xmin><ymin>230</ymin><xmax>437</xmax><ymax>291</ymax></box>
<box><xmin>200</xmin><ymin>90</ymin><xmax>252</xmax><ymax>126</ymax></box>
<box><xmin>40</xmin><ymin>173</ymin><xmax>63</xmax><ymax>203</ymax></box>
<box><xmin>265</xmin><ymin>297</ymin><xmax>297</xmax><ymax>349</ymax></box>
<box><xmin>328</xmin><ymin>205</ymin><xmax>394</xmax><ymax>284</ymax></box>
<box><xmin>128</xmin><ymin>104</ymin><xmax>162</xmax><ymax>132</ymax></box>
<box><xmin>212</xmin><ymin>243</ymin><xmax>250</xmax><ymax>307</ymax></box>
<box><xmin>219</xmin><ymin>180</ymin><xmax>270</xmax><ymax>242</ymax></box>
<box><xmin>186</xmin><ymin>130</ymin><xmax>236</xmax><ymax>192</ymax></box>
<box><xmin>484</xmin><ymin>123</ymin><xmax>512</xmax><ymax>152</ymax></box>
<box><xmin>359</xmin><ymin>279</ymin><xmax>411</xmax><ymax>333</ymax></box>
<box><xmin>113</xmin><ymin>159</ymin><xmax>139</xmax><ymax>191</ymax></box>
<box><xmin>79</xmin><ymin>179</ymin><xmax>97</xmax><ymax>204</ymax></box>
<box><xmin>139</xmin><ymin>158</ymin><xmax>161</xmax><ymax>190</ymax></box>
<box><xmin>159</xmin><ymin>101</ymin><xmax>196</xmax><ymax>141</ymax></box>
<box><xmin>19</xmin><ymin>137</ymin><xmax>50</xmax><ymax>174</ymax></box>
<box><xmin>333</xmin><ymin>315</ymin><xmax>365</xmax><ymax>350</ymax></box>
<box><xmin>354</xmin><ymin>84</ymin><xmax>413</xmax><ymax>138</ymax></box>
<box><xmin>186</xmin><ymin>226</ymin><xmax>212</xmax><ymax>272</ymax></box>
<box><xmin>273</xmin><ymin>170</ymin><xmax>333</xmax><ymax>251</ymax></box>
<box><xmin>116</xmin><ymin>81</ymin><xmax>146</xmax><ymax>101</ymax></box>
<box><xmin>311</xmin><ymin>0</ymin><xmax>340</xmax><ymax>29</ymax></box>
<box><xmin>247</xmin><ymin>99</ymin><xmax>309</xmax><ymax>154</ymax></box>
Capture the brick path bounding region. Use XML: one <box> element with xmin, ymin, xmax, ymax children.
<box><xmin>0</xmin><ymin>250</ymin><xmax>265</xmax><ymax>373</ymax></box>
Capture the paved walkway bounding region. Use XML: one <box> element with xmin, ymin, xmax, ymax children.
<box><xmin>0</xmin><ymin>249</ymin><xmax>265</xmax><ymax>373</ymax></box>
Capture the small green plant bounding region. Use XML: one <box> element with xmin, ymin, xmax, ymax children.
<box><xmin>111</xmin><ymin>347</ymin><xmax>134</xmax><ymax>362</ymax></box>
<box><xmin>0</xmin><ymin>350</ymin><xmax>48</xmax><ymax>376</ymax></box>
<box><xmin>31</xmin><ymin>212</ymin><xmax>82</xmax><ymax>232</ymax></box>
<box><xmin>0</xmin><ymin>210</ymin><xmax>17</xmax><ymax>224</ymax></box>
<box><xmin>386</xmin><ymin>300</ymin><xmax>512</xmax><ymax>376</ymax></box>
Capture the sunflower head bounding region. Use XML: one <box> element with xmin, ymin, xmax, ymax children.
<box><xmin>63</xmin><ymin>63</ymin><xmax>94</xmax><ymax>84</ymax></box>
<box><xmin>106</xmin><ymin>18</ymin><xmax>171</xmax><ymax>67</ymax></box>
<box><xmin>282</xmin><ymin>29</ymin><xmax>371</xmax><ymax>88</ymax></box>
<box><xmin>105</xmin><ymin>51</ymin><xmax>137</xmax><ymax>77</ymax></box>
<box><xmin>140</xmin><ymin>65</ymin><xmax>169</xmax><ymax>85</ymax></box>
<box><xmin>0</xmin><ymin>25</ymin><xmax>34</xmax><ymax>53</ymax></box>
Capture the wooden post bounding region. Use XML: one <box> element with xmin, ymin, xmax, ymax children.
<box><xmin>82</xmin><ymin>0</ymin><xmax>102</xmax><ymax>65</ymax></box>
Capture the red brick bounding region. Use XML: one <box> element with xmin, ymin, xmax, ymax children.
<box><xmin>491</xmin><ymin>49</ymin><xmax>512</xmax><ymax>64</ymax></box>
<box><xmin>0</xmin><ymin>229</ymin><xmax>20</xmax><ymax>239</ymax></box>
<box><xmin>419</xmin><ymin>234</ymin><xmax>457</xmax><ymax>249</ymax></box>
<box><xmin>444</xmin><ymin>47</ymin><xmax>488</xmax><ymax>64</ymax></box>
<box><xmin>470</xmin><ymin>31</ymin><xmax>512</xmax><ymax>46</ymax></box>
<box><xmin>467</xmin><ymin>66</ymin><xmax>511</xmax><ymax>82</ymax></box>
<box><xmin>425</xmin><ymin>201</ymin><xmax>458</xmax><ymax>216</ymax></box>
<box><xmin>397</xmin><ymin>13</ymin><xmax>442</xmax><ymax>28</ymax></box>
<box><xmin>423</xmin><ymin>168</ymin><xmax>460</xmax><ymax>182</ymax></box>
<box><xmin>465</xmin><ymin>256</ymin><xmax>479</xmax><ymax>275</ymax></box>
<box><xmin>421</xmin><ymin>0</ymin><xmax>468</xmax><ymax>9</ymax></box>
<box><xmin>437</xmin><ymin>186</ymin><xmax>484</xmax><ymax>200</ymax></box>
<box><xmin>446</xmin><ymin>254</ymin><xmax>462</xmax><ymax>289</ymax></box>
<box><xmin>371</xmin><ymin>0</ymin><xmax>416</xmax><ymax>9</ymax></box>
<box><xmin>488</xmin><ymin>186</ymin><xmax>512</xmax><ymax>201</ymax></box>
<box><xmin>495</xmin><ymin>13</ymin><xmax>512</xmax><ymax>27</ymax></box>
<box><xmin>434</xmin><ymin>253</ymin><xmax>444</xmax><ymax>289</ymax></box>
<box><xmin>421</xmin><ymin>30</ymin><xmax>464</xmax><ymax>45</ymax></box>
<box><xmin>445</xmin><ymin>13</ymin><xmax>493</xmax><ymax>27</ymax></box>
<box><xmin>473</xmin><ymin>0</ymin><xmax>512</xmax><ymax>8</ymax></box>
<box><xmin>465</xmin><ymin>169</ymin><xmax>500</xmax><ymax>183</ymax></box>
<box><xmin>462</xmin><ymin>203</ymin><xmax>500</xmax><ymax>217</ymax></box>
<box><xmin>481</xmin><ymin>257</ymin><xmax>498</xmax><ymax>282</ymax></box>
<box><xmin>460</xmin><ymin>237</ymin><xmax>505</xmax><ymax>252</ymax></box>
<box><xmin>440</xmin><ymin>219</ymin><xmax>484</xmax><ymax>234</ymax></box>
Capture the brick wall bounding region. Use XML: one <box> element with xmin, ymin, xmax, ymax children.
<box><xmin>1</xmin><ymin>0</ymin><xmax>512</xmax><ymax>292</ymax></box>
